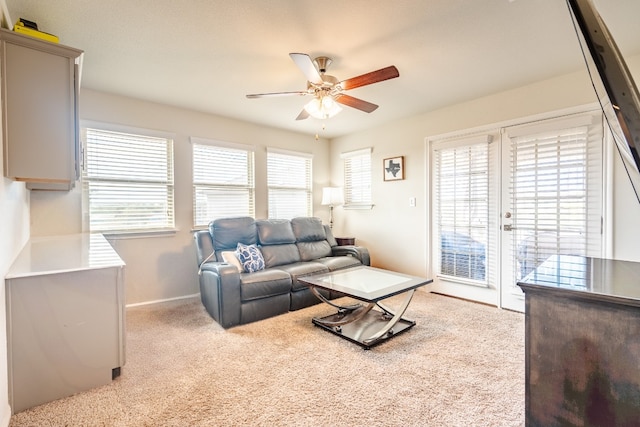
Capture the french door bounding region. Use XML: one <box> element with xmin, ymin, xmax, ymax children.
<box><xmin>500</xmin><ymin>112</ymin><xmax>603</xmax><ymax>312</ymax></box>
<box><xmin>430</xmin><ymin>109</ymin><xmax>604</xmax><ymax>312</ymax></box>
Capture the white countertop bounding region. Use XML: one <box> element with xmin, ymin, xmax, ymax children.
<box><xmin>6</xmin><ymin>233</ymin><xmax>125</xmax><ymax>279</ymax></box>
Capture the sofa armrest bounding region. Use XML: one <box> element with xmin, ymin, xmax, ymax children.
<box><xmin>332</xmin><ymin>245</ymin><xmax>370</xmax><ymax>266</ymax></box>
<box><xmin>198</xmin><ymin>262</ymin><xmax>242</xmax><ymax>328</ymax></box>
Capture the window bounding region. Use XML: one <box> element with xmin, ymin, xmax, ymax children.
<box><xmin>83</xmin><ymin>127</ymin><xmax>174</xmax><ymax>233</ymax></box>
<box><xmin>433</xmin><ymin>137</ymin><xmax>490</xmax><ymax>282</ymax></box>
<box><xmin>341</xmin><ymin>148</ymin><xmax>372</xmax><ymax>208</ymax></box>
<box><xmin>267</xmin><ymin>148</ymin><xmax>312</xmax><ymax>219</ymax></box>
<box><xmin>192</xmin><ymin>138</ymin><xmax>255</xmax><ymax>227</ymax></box>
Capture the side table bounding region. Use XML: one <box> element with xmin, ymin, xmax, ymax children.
<box><xmin>336</xmin><ymin>237</ymin><xmax>355</xmax><ymax>246</ymax></box>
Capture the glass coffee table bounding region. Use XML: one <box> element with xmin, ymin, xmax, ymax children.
<box><xmin>299</xmin><ymin>266</ymin><xmax>432</xmax><ymax>349</ymax></box>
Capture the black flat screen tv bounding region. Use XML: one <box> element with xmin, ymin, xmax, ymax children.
<box><xmin>567</xmin><ymin>0</ymin><xmax>640</xmax><ymax>201</ymax></box>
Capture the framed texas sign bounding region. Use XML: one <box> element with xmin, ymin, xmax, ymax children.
<box><xmin>383</xmin><ymin>156</ymin><xmax>404</xmax><ymax>181</ymax></box>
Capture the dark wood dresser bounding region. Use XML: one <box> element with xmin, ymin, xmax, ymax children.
<box><xmin>518</xmin><ymin>255</ymin><xmax>640</xmax><ymax>426</ymax></box>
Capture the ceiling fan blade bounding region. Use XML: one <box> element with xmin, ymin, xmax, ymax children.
<box><xmin>289</xmin><ymin>53</ymin><xmax>323</xmax><ymax>85</ymax></box>
<box><xmin>246</xmin><ymin>91</ymin><xmax>308</xmax><ymax>99</ymax></box>
<box><xmin>339</xmin><ymin>66</ymin><xmax>399</xmax><ymax>91</ymax></box>
<box><xmin>295</xmin><ymin>109</ymin><xmax>309</xmax><ymax>120</ymax></box>
<box><xmin>335</xmin><ymin>94</ymin><xmax>378</xmax><ymax>113</ymax></box>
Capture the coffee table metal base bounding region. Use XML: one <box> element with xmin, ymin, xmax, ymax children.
<box><xmin>310</xmin><ymin>287</ymin><xmax>417</xmax><ymax>349</ymax></box>
<box><xmin>312</xmin><ymin>309</ymin><xmax>416</xmax><ymax>349</ymax></box>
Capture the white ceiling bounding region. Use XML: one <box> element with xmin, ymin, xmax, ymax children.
<box><xmin>5</xmin><ymin>0</ymin><xmax>640</xmax><ymax>139</ymax></box>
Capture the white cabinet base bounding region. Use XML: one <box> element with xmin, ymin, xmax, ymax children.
<box><xmin>5</xmin><ymin>234</ymin><xmax>125</xmax><ymax>413</ymax></box>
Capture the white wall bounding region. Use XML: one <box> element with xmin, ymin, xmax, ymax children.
<box><xmin>28</xmin><ymin>56</ymin><xmax>640</xmax><ymax>307</ymax></box>
<box><xmin>29</xmin><ymin>89</ymin><xmax>331</xmax><ymax>305</ymax></box>
<box><xmin>0</xmin><ymin>148</ymin><xmax>30</xmax><ymax>424</ymax></box>
<box><xmin>330</xmin><ymin>55</ymin><xmax>640</xmax><ymax>277</ymax></box>
<box><xmin>9</xmin><ymin>49</ymin><xmax>640</xmax><ymax>427</ymax></box>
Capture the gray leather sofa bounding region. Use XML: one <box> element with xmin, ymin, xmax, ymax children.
<box><xmin>194</xmin><ymin>216</ymin><xmax>370</xmax><ymax>328</ymax></box>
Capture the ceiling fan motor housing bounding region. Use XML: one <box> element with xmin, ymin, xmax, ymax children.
<box><xmin>314</xmin><ymin>56</ymin><xmax>332</xmax><ymax>73</ymax></box>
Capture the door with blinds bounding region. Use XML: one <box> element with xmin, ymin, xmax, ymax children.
<box><xmin>430</xmin><ymin>134</ymin><xmax>500</xmax><ymax>306</ymax></box>
<box><xmin>500</xmin><ymin>112</ymin><xmax>603</xmax><ymax>312</ymax></box>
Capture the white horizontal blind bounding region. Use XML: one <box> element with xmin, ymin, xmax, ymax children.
<box><xmin>83</xmin><ymin>128</ymin><xmax>174</xmax><ymax>232</ymax></box>
<box><xmin>341</xmin><ymin>148</ymin><xmax>372</xmax><ymax>207</ymax></box>
<box><xmin>507</xmin><ymin>113</ymin><xmax>603</xmax><ymax>280</ymax></box>
<box><xmin>193</xmin><ymin>142</ymin><xmax>255</xmax><ymax>227</ymax></box>
<box><xmin>267</xmin><ymin>149</ymin><xmax>312</xmax><ymax>219</ymax></box>
<box><xmin>434</xmin><ymin>140</ymin><xmax>489</xmax><ymax>283</ymax></box>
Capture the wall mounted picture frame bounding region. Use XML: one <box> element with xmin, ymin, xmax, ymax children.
<box><xmin>383</xmin><ymin>156</ymin><xmax>404</xmax><ymax>181</ymax></box>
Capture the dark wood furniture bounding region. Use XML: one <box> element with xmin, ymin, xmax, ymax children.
<box><xmin>335</xmin><ymin>237</ymin><xmax>355</xmax><ymax>246</ymax></box>
<box><xmin>518</xmin><ymin>255</ymin><xmax>640</xmax><ymax>426</ymax></box>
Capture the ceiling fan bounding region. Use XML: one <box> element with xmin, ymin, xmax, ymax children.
<box><xmin>246</xmin><ymin>53</ymin><xmax>399</xmax><ymax>120</ymax></box>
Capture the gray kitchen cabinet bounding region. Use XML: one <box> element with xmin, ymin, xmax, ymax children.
<box><xmin>0</xmin><ymin>28</ymin><xmax>83</xmax><ymax>190</ymax></box>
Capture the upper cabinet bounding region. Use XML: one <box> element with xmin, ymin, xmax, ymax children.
<box><xmin>0</xmin><ymin>28</ymin><xmax>83</xmax><ymax>190</ymax></box>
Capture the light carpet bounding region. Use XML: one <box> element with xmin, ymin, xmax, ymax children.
<box><xmin>9</xmin><ymin>291</ymin><xmax>525</xmax><ymax>427</ymax></box>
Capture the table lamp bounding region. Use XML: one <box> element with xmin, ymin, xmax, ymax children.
<box><xmin>321</xmin><ymin>187</ymin><xmax>344</xmax><ymax>229</ymax></box>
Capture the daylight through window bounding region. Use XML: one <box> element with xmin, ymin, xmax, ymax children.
<box><xmin>83</xmin><ymin>128</ymin><xmax>175</xmax><ymax>233</ymax></box>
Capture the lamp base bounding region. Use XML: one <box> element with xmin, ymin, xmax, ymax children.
<box><xmin>329</xmin><ymin>206</ymin><xmax>334</xmax><ymax>229</ymax></box>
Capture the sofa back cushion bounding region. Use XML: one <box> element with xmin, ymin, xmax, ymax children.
<box><xmin>291</xmin><ymin>217</ymin><xmax>325</xmax><ymax>241</ymax></box>
<box><xmin>257</xmin><ymin>219</ymin><xmax>301</xmax><ymax>267</ymax></box>
<box><xmin>210</xmin><ymin>217</ymin><xmax>257</xmax><ymax>260</ymax></box>
<box><xmin>257</xmin><ymin>219</ymin><xmax>296</xmax><ymax>245</ymax></box>
<box><xmin>291</xmin><ymin>217</ymin><xmax>332</xmax><ymax>261</ymax></box>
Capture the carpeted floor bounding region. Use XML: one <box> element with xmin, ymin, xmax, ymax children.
<box><xmin>9</xmin><ymin>291</ymin><xmax>525</xmax><ymax>427</ymax></box>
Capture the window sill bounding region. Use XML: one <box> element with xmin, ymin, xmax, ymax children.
<box><xmin>343</xmin><ymin>204</ymin><xmax>374</xmax><ymax>210</ymax></box>
<box><xmin>101</xmin><ymin>228</ymin><xmax>178</xmax><ymax>239</ymax></box>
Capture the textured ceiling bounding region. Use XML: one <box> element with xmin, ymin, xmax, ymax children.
<box><xmin>4</xmin><ymin>0</ymin><xmax>640</xmax><ymax>138</ymax></box>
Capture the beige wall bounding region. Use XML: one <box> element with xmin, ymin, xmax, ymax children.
<box><xmin>330</xmin><ymin>55</ymin><xmax>640</xmax><ymax>278</ymax></box>
<box><xmin>5</xmin><ymin>48</ymin><xmax>640</xmax><ymax>426</ymax></box>
<box><xmin>29</xmin><ymin>89</ymin><xmax>331</xmax><ymax>304</ymax></box>
<box><xmin>0</xmin><ymin>142</ymin><xmax>30</xmax><ymax>424</ymax></box>
<box><xmin>1</xmin><ymin>1</ymin><xmax>29</xmax><ymax>418</ymax></box>
<box><xmin>27</xmin><ymin>55</ymin><xmax>640</xmax><ymax>307</ymax></box>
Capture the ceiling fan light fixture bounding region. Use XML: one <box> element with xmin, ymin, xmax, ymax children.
<box><xmin>304</xmin><ymin>95</ymin><xmax>342</xmax><ymax>119</ymax></box>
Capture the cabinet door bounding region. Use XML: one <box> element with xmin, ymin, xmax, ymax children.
<box><xmin>2</xmin><ymin>40</ymin><xmax>77</xmax><ymax>184</ymax></box>
<box><xmin>7</xmin><ymin>267</ymin><xmax>124</xmax><ymax>413</ymax></box>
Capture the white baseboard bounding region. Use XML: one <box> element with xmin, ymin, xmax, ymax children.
<box><xmin>1</xmin><ymin>402</ymin><xmax>12</xmax><ymax>427</ymax></box>
<box><xmin>125</xmin><ymin>293</ymin><xmax>200</xmax><ymax>309</ymax></box>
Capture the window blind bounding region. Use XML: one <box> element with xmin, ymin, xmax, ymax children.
<box><xmin>434</xmin><ymin>139</ymin><xmax>489</xmax><ymax>283</ymax></box>
<box><xmin>192</xmin><ymin>140</ymin><xmax>255</xmax><ymax>227</ymax></box>
<box><xmin>83</xmin><ymin>128</ymin><xmax>175</xmax><ymax>232</ymax></box>
<box><xmin>267</xmin><ymin>149</ymin><xmax>312</xmax><ymax>219</ymax></box>
<box><xmin>506</xmin><ymin>112</ymin><xmax>603</xmax><ymax>280</ymax></box>
<box><xmin>341</xmin><ymin>148</ymin><xmax>372</xmax><ymax>207</ymax></box>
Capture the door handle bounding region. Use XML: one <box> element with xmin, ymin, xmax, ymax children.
<box><xmin>503</xmin><ymin>224</ymin><xmax>515</xmax><ymax>231</ymax></box>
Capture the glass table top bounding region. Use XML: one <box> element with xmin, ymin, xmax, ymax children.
<box><xmin>299</xmin><ymin>266</ymin><xmax>432</xmax><ymax>302</ymax></box>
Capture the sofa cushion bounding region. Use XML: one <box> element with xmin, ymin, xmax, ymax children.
<box><xmin>239</xmin><ymin>269</ymin><xmax>292</xmax><ymax>302</ymax></box>
<box><xmin>314</xmin><ymin>255</ymin><xmax>362</xmax><ymax>271</ymax></box>
<box><xmin>291</xmin><ymin>217</ymin><xmax>332</xmax><ymax>261</ymax></box>
<box><xmin>323</xmin><ymin>224</ymin><xmax>338</xmax><ymax>247</ymax></box>
<box><xmin>297</xmin><ymin>240</ymin><xmax>332</xmax><ymax>261</ymax></box>
<box><xmin>210</xmin><ymin>217</ymin><xmax>257</xmax><ymax>253</ymax></box>
<box><xmin>256</xmin><ymin>219</ymin><xmax>296</xmax><ymax>245</ymax></box>
<box><xmin>276</xmin><ymin>261</ymin><xmax>329</xmax><ymax>291</ymax></box>
<box><xmin>291</xmin><ymin>217</ymin><xmax>326</xmax><ymax>242</ymax></box>
<box><xmin>236</xmin><ymin>243</ymin><xmax>266</xmax><ymax>273</ymax></box>
<box><xmin>260</xmin><ymin>244</ymin><xmax>301</xmax><ymax>268</ymax></box>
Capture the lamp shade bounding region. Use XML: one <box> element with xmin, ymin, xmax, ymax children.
<box><xmin>304</xmin><ymin>96</ymin><xmax>342</xmax><ymax>119</ymax></box>
<box><xmin>321</xmin><ymin>187</ymin><xmax>344</xmax><ymax>206</ymax></box>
